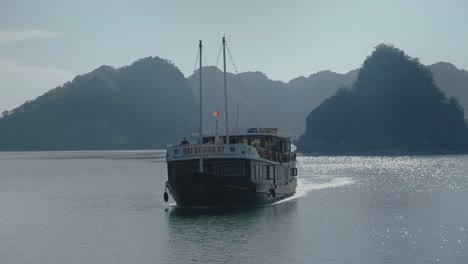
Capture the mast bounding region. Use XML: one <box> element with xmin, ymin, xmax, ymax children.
<box><xmin>198</xmin><ymin>40</ymin><xmax>204</xmax><ymax>173</ymax></box>
<box><xmin>223</xmin><ymin>37</ymin><xmax>229</xmax><ymax>144</ymax></box>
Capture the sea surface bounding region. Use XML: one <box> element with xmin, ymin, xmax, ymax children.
<box><xmin>1</xmin><ymin>151</ymin><xmax>468</xmax><ymax>264</ymax></box>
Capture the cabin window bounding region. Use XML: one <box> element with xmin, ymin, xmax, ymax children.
<box><xmin>172</xmin><ymin>162</ymin><xmax>218</xmax><ymax>177</ymax></box>
<box><xmin>252</xmin><ymin>164</ymin><xmax>259</xmax><ymax>180</ymax></box>
<box><xmin>203</xmin><ymin>137</ymin><xmax>215</xmax><ymax>144</ymax></box>
<box><xmin>291</xmin><ymin>168</ymin><xmax>297</xmax><ymax>176</ymax></box>
<box><xmin>267</xmin><ymin>165</ymin><xmax>275</xmax><ymax>180</ymax></box>
<box><xmin>218</xmin><ymin>161</ymin><xmax>245</xmax><ymax>176</ymax></box>
<box><xmin>280</xmin><ymin>140</ymin><xmax>291</xmax><ymax>152</ymax></box>
<box><xmin>216</xmin><ymin>136</ymin><xmax>226</xmax><ymax>144</ymax></box>
<box><xmin>286</xmin><ymin>140</ymin><xmax>291</xmax><ymax>152</ymax></box>
<box><xmin>173</xmin><ymin>162</ymin><xmax>198</xmax><ymax>178</ymax></box>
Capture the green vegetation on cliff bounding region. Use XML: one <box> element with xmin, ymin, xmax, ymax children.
<box><xmin>1</xmin><ymin>45</ymin><xmax>468</xmax><ymax>152</ymax></box>
<box><xmin>0</xmin><ymin>57</ymin><xmax>195</xmax><ymax>150</ymax></box>
<box><xmin>297</xmin><ymin>44</ymin><xmax>468</xmax><ymax>154</ymax></box>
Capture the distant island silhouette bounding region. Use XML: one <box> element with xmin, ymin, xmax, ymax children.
<box><xmin>0</xmin><ymin>57</ymin><xmax>196</xmax><ymax>150</ymax></box>
<box><xmin>296</xmin><ymin>44</ymin><xmax>468</xmax><ymax>155</ymax></box>
<box><xmin>1</xmin><ymin>44</ymin><xmax>468</xmax><ymax>152</ymax></box>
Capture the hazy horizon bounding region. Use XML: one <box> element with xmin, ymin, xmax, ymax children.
<box><xmin>1</xmin><ymin>0</ymin><xmax>468</xmax><ymax>111</ymax></box>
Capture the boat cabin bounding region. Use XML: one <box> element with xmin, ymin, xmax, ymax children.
<box><xmin>201</xmin><ymin>128</ymin><xmax>292</xmax><ymax>154</ymax></box>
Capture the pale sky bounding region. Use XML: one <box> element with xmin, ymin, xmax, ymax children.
<box><xmin>1</xmin><ymin>0</ymin><xmax>467</xmax><ymax>112</ymax></box>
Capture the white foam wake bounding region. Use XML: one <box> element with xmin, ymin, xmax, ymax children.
<box><xmin>273</xmin><ymin>176</ymin><xmax>354</xmax><ymax>204</ymax></box>
<box><xmin>165</xmin><ymin>177</ymin><xmax>354</xmax><ymax>207</ymax></box>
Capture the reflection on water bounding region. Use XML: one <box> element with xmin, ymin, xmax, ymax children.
<box><xmin>1</xmin><ymin>152</ymin><xmax>468</xmax><ymax>264</ymax></box>
<box><xmin>166</xmin><ymin>201</ymin><xmax>299</xmax><ymax>264</ymax></box>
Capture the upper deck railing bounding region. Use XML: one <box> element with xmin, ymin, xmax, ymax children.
<box><xmin>255</xmin><ymin>147</ymin><xmax>296</xmax><ymax>163</ymax></box>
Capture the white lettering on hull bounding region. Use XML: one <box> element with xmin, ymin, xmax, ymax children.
<box><xmin>183</xmin><ymin>146</ymin><xmax>225</xmax><ymax>155</ymax></box>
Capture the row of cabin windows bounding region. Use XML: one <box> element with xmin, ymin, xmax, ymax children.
<box><xmin>202</xmin><ymin>136</ymin><xmax>291</xmax><ymax>153</ymax></box>
<box><xmin>173</xmin><ymin>161</ymin><xmax>245</xmax><ymax>177</ymax></box>
<box><xmin>172</xmin><ymin>161</ymin><xmax>297</xmax><ymax>179</ymax></box>
<box><xmin>251</xmin><ymin>164</ymin><xmax>297</xmax><ymax>181</ymax></box>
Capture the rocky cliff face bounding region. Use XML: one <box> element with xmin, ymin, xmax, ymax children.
<box><xmin>297</xmin><ymin>44</ymin><xmax>468</xmax><ymax>154</ymax></box>
<box><xmin>1</xmin><ymin>49</ymin><xmax>467</xmax><ymax>151</ymax></box>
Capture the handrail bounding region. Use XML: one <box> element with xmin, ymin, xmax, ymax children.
<box><xmin>255</xmin><ymin>147</ymin><xmax>296</xmax><ymax>163</ymax></box>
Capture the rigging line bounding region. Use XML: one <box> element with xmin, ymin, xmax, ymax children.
<box><xmin>193</xmin><ymin>42</ymin><xmax>222</xmax><ymax>135</ymax></box>
<box><xmin>203</xmin><ymin>42</ymin><xmax>223</xmax><ymax>133</ymax></box>
<box><xmin>180</xmin><ymin>101</ymin><xmax>193</xmax><ymax>143</ymax></box>
<box><xmin>202</xmin><ymin>44</ymin><xmax>208</xmax><ymax>67</ymax></box>
<box><xmin>225</xmin><ymin>42</ymin><xmax>261</xmax><ymax>130</ymax></box>
<box><xmin>192</xmin><ymin>43</ymin><xmax>215</xmax><ymax>134</ymax></box>
<box><xmin>193</xmin><ymin>48</ymin><xmax>199</xmax><ymax>73</ymax></box>
<box><xmin>181</xmin><ymin>47</ymin><xmax>200</xmax><ymax>141</ymax></box>
<box><xmin>191</xmin><ymin>47</ymin><xmax>201</xmax><ymax>133</ymax></box>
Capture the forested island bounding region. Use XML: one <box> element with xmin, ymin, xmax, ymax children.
<box><xmin>0</xmin><ymin>57</ymin><xmax>195</xmax><ymax>150</ymax></box>
<box><xmin>296</xmin><ymin>44</ymin><xmax>468</xmax><ymax>155</ymax></box>
<box><xmin>1</xmin><ymin>44</ymin><xmax>468</xmax><ymax>152</ymax></box>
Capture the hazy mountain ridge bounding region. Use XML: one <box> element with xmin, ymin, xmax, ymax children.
<box><xmin>1</xmin><ymin>51</ymin><xmax>467</xmax><ymax>151</ymax></box>
<box><xmin>0</xmin><ymin>57</ymin><xmax>194</xmax><ymax>150</ymax></box>
<box><xmin>186</xmin><ymin>67</ymin><xmax>358</xmax><ymax>136</ymax></box>
<box><xmin>186</xmin><ymin>62</ymin><xmax>467</xmax><ymax>138</ymax></box>
<box><xmin>429</xmin><ymin>62</ymin><xmax>468</xmax><ymax>113</ymax></box>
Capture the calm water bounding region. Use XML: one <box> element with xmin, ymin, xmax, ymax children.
<box><xmin>1</xmin><ymin>151</ymin><xmax>468</xmax><ymax>264</ymax></box>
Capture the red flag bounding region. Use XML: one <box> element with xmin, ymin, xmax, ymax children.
<box><xmin>213</xmin><ymin>109</ymin><xmax>220</xmax><ymax>118</ymax></box>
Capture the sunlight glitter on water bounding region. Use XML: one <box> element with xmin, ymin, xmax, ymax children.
<box><xmin>2</xmin><ymin>152</ymin><xmax>468</xmax><ymax>264</ymax></box>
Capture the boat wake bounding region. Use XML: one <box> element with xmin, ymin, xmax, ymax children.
<box><xmin>166</xmin><ymin>177</ymin><xmax>355</xmax><ymax>208</ymax></box>
<box><xmin>273</xmin><ymin>176</ymin><xmax>354</xmax><ymax>205</ymax></box>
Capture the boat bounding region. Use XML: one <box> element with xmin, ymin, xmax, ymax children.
<box><xmin>164</xmin><ymin>38</ymin><xmax>297</xmax><ymax>207</ymax></box>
